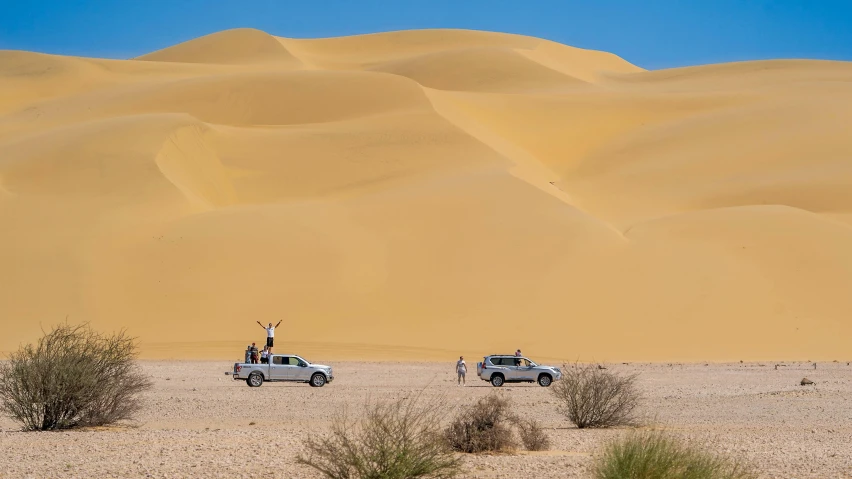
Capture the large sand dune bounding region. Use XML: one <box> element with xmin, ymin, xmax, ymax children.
<box><xmin>2</xmin><ymin>28</ymin><xmax>851</xmax><ymax>361</ymax></box>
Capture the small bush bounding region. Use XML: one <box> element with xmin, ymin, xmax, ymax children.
<box><xmin>0</xmin><ymin>323</ymin><xmax>152</xmax><ymax>431</ymax></box>
<box><xmin>445</xmin><ymin>393</ymin><xmax>517</xmax><ymax>453</ymax></box>
<box><xmin>298</xmin><ymin>392</ymin><xmax>461</xmax><ymax>479</ymax></box>
<box><xmin>593</xmin><ymin>431</ymin><xmax>756</xmax><ymax>479</ymax></box>
<box><xmin>551</xmin><ymin>363</ymin><xmax>640</xmax><ymax>429</ymax></box>
<box><xmin>512</xmin><ymin>417</ymin><xmax>551</xmax><ymax>451</ymax></box>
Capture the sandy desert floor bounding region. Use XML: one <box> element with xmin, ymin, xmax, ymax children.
<box><xmin>0</xmin><ymin>360</ymin><xmax>849</xmax><ymax>478</ymax></box>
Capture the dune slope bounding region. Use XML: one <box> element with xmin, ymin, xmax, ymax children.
<box><xmin>2</xmin><ymin>28</ymin><xmax>852</xmax><ymax>362</ymax></box>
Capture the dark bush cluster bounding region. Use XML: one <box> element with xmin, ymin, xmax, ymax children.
<box><xmin>444</xmin><ymin>393</ymin><xmax>551</xmax><ymax>453</ymax></box>
<box><xmin>301</xmin><ymin>391</ymin><xmax>552</xmax><ymax>478</ymax></box>
<box><xmin>444</xmin><ymin>393</ymin><xmax>517</xmax><ymax>453</ymax></box>
<box><xmin>0</xmin><ymin>323</ymin><xmax>152</xmax><ymax>431</ymax></box>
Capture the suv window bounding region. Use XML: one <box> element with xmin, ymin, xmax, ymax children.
<box><xmin>489</xmin><ymin>357</ymin><xmax>514</xmax><ymax>366</ymax></box>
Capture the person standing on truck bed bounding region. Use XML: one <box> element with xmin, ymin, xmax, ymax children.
<box><xmin>250</xmin><ymin>343</ymin><xmax>259</xmax><ymax>364</ymax></box>
<box><xmin>257</xmin><ymin>320</ymin><xmax>282</xmax><ymax>353</ymax></box>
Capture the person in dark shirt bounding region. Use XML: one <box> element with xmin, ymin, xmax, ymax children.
<box><xmin>249</xmin><ymin>342</ymin><xmax>259</xmax><ymax>364</ymax></box>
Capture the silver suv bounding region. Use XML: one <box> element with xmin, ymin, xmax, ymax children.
<box><xmin>477</xmin><ymin>355</ymin><xmax>562</xmax><ymax>387</ymax></box>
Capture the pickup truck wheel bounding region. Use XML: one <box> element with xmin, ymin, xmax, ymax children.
<box><xmin>310</xmin><ymin>373</ymin><xmax>326</xmax><ymax>387</ymax></box>
<box><xmin>247</xmin><ymin>373</ymin><xmax>263</xmax><ymax>387</ymax></box>
<box><xmin>538</xmin><ymin>374</ymin><xmax>552</xmax><ymax>387</ymax></box>
<box><xmin>490</xmin><ymin>374</ymin><xmax>504</xmax><ymax>387</ymax></box>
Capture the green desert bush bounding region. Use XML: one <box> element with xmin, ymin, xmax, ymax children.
<box><xmin>298</xmin><ymin>393</ymin><xmax>461</xmax><ymax>479</ymax></box>
<box><xmin>0</xmin><ymin>323</ymin><xmax>152</xmax><ymax>431</ymax></box>
<box><xmin>444</xmin><ymin>393</ymin><xmax>517</xmax><ymax>453</ymax></box>
<box><xmin>551</xmin><ymin>363</ymin><xmax>640</xmax><ymax>428</ymax></box>
<box><xmin>593</xmin><ymin>431</ymin><xmax>756</xmax><ymax>479</ymax></box>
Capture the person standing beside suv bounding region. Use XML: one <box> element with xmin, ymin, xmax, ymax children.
<box><xmin>456</xmin><ymin>356</ymin><xmax>467</xmax><ymax>386</ymax></box>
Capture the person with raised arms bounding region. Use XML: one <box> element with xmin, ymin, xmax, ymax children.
<box><xmin>257</xmin><ymin>320</ymin><xmax>282</xmax><ymax>354</ymax></box>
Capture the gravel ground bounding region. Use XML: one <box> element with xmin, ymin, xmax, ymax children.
<box><xmin>1</xmin><ymin>361</ymin><xmax>850</xmax><ymax>478</ymax></box>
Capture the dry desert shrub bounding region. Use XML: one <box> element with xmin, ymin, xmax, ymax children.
<box><xmin>551</xmin><ymin>363</ymin><xmax>640</xmax><ymax>429</ymax></box>
<box><xmin>444</xmin><ymin>393</ymin><xmax>517</xmax><ymax>453</ymax></box>
<box><xmin>593</xmin><ymin>430</ymin><xmax>757</xmax><ymax>479</ymax></box>
<box><xmin>511</xmin><ymin>416</ymin><xmax>551</xmax><ymax>451</ymax></box>
<box><xmin>0</xmin><ymin>323</ymin><xmax>152</xmax><ymax>431</ymax></box>
<box><xmin>298</xmin><ymin>392</ymin><xmax>461</xmax><ymax>479</ymax></box>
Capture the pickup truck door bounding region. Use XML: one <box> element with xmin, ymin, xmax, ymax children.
<box><xmin>269</xmin><ymin>356</ymin><xmax>296</xmax><ymax>380</ymax></box>
<box><xmin>292</xmin><ymin>357</ymin><xmax>311</xmax><ymax>381</ymax></box>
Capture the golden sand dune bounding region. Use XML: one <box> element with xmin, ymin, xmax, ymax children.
<box><xmin>138</xmin><ymin>28</ymin><xmax>304</xmax><ymax>67</ymax></box>
<box><xmin>2</xmin><ymin>28</ymin><xmax>851</xmax><ymax>361</ymax></box>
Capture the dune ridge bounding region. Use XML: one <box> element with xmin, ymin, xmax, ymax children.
<box><xmin>2</xmin><ymin>28</ymin><xmax>852</xmax><ymax>362</ymax></box>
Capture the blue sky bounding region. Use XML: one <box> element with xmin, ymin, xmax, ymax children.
<box><xmin>1</xmin><ymin>0</ymin><xmax>850</xmax><ymax>70</ymax></box>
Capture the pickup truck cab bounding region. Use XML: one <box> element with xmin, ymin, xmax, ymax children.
<box><xmin>233</xmin><ymin>354</ymin><xmax>333</xmax><ymax>387</ymax></box>
<box><xmin>477</xmin><ymin>355</ymin><xmax>562</xmax><ymax>387</ymax></box>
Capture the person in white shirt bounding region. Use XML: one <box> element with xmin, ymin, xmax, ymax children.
<box><xmin>257</xmin><ymin>320</ymin><xmax>282</xmax><ymax>353</ymax></box>
<box><xmin>456</xmin><ymin>356</ymin><xmax>467</xmax><ymax>386</ymax></box>
<box><xmin>260</xmin><ymin>346</ymin><xmax>270</xmax><ymax>364</ymax></box>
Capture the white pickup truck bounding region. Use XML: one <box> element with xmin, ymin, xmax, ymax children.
<box><xmin>232</xmin><ymin>354</ymin><xmax>333</xmax><ymax>387</ymax></box>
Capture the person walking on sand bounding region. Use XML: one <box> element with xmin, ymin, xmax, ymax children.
<box><xmin>456</xmin><ymin>356</ymin><xmax>467</xmax><ymax>386</ymax></box>
<box><xmin>257</xmin><ymin>320</ymin><xmax>282</xmax><ymax>353</ymax></box>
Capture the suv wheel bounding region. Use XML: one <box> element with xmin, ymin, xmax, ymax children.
<box><xmin>490</xmin><ymin>374</ymin><xmax>504</xmax><ymax>387</ymax></box>
<box><xmin>537</xmin><ymin>374</ymin><xmax>552</xmax><ymax>387</ymax></box>
<box><xmin>247</xmin><ymin>373</ymin><xmax>263</xmax><ymax>387</ymax></box>
<box><xmin>310</xmin><ymin>373</ymin><xmax>326</xmax><ymax>388</ymax></box>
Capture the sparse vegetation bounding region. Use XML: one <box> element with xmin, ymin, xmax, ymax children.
<box><xmin>551</xmin><ymin>363</ymin><xmax>640</xmax><ymax>429</ymax></box>
<box><xmin>444</xmin><ymin>393</ymin><xmax>517</xmax><ymax>453</ymax></box>
<box><xmin>511</xmin><ymin>416</ymin><xmax>551</xmax><ymax>451</ymax></box>
<box><xmin>298</xmin><ymin>393</ymin><xmax>461</xmax><ymax>479</ymax></box>
<box><xmin>593</xmin><ymin>430</ymin><xmax>757</xmax><ymax>479</ymax></box>
<box><xmin>0</xmin><ymin>323</ymin><xmax>152</xmax><ymax>431</ymax></box>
